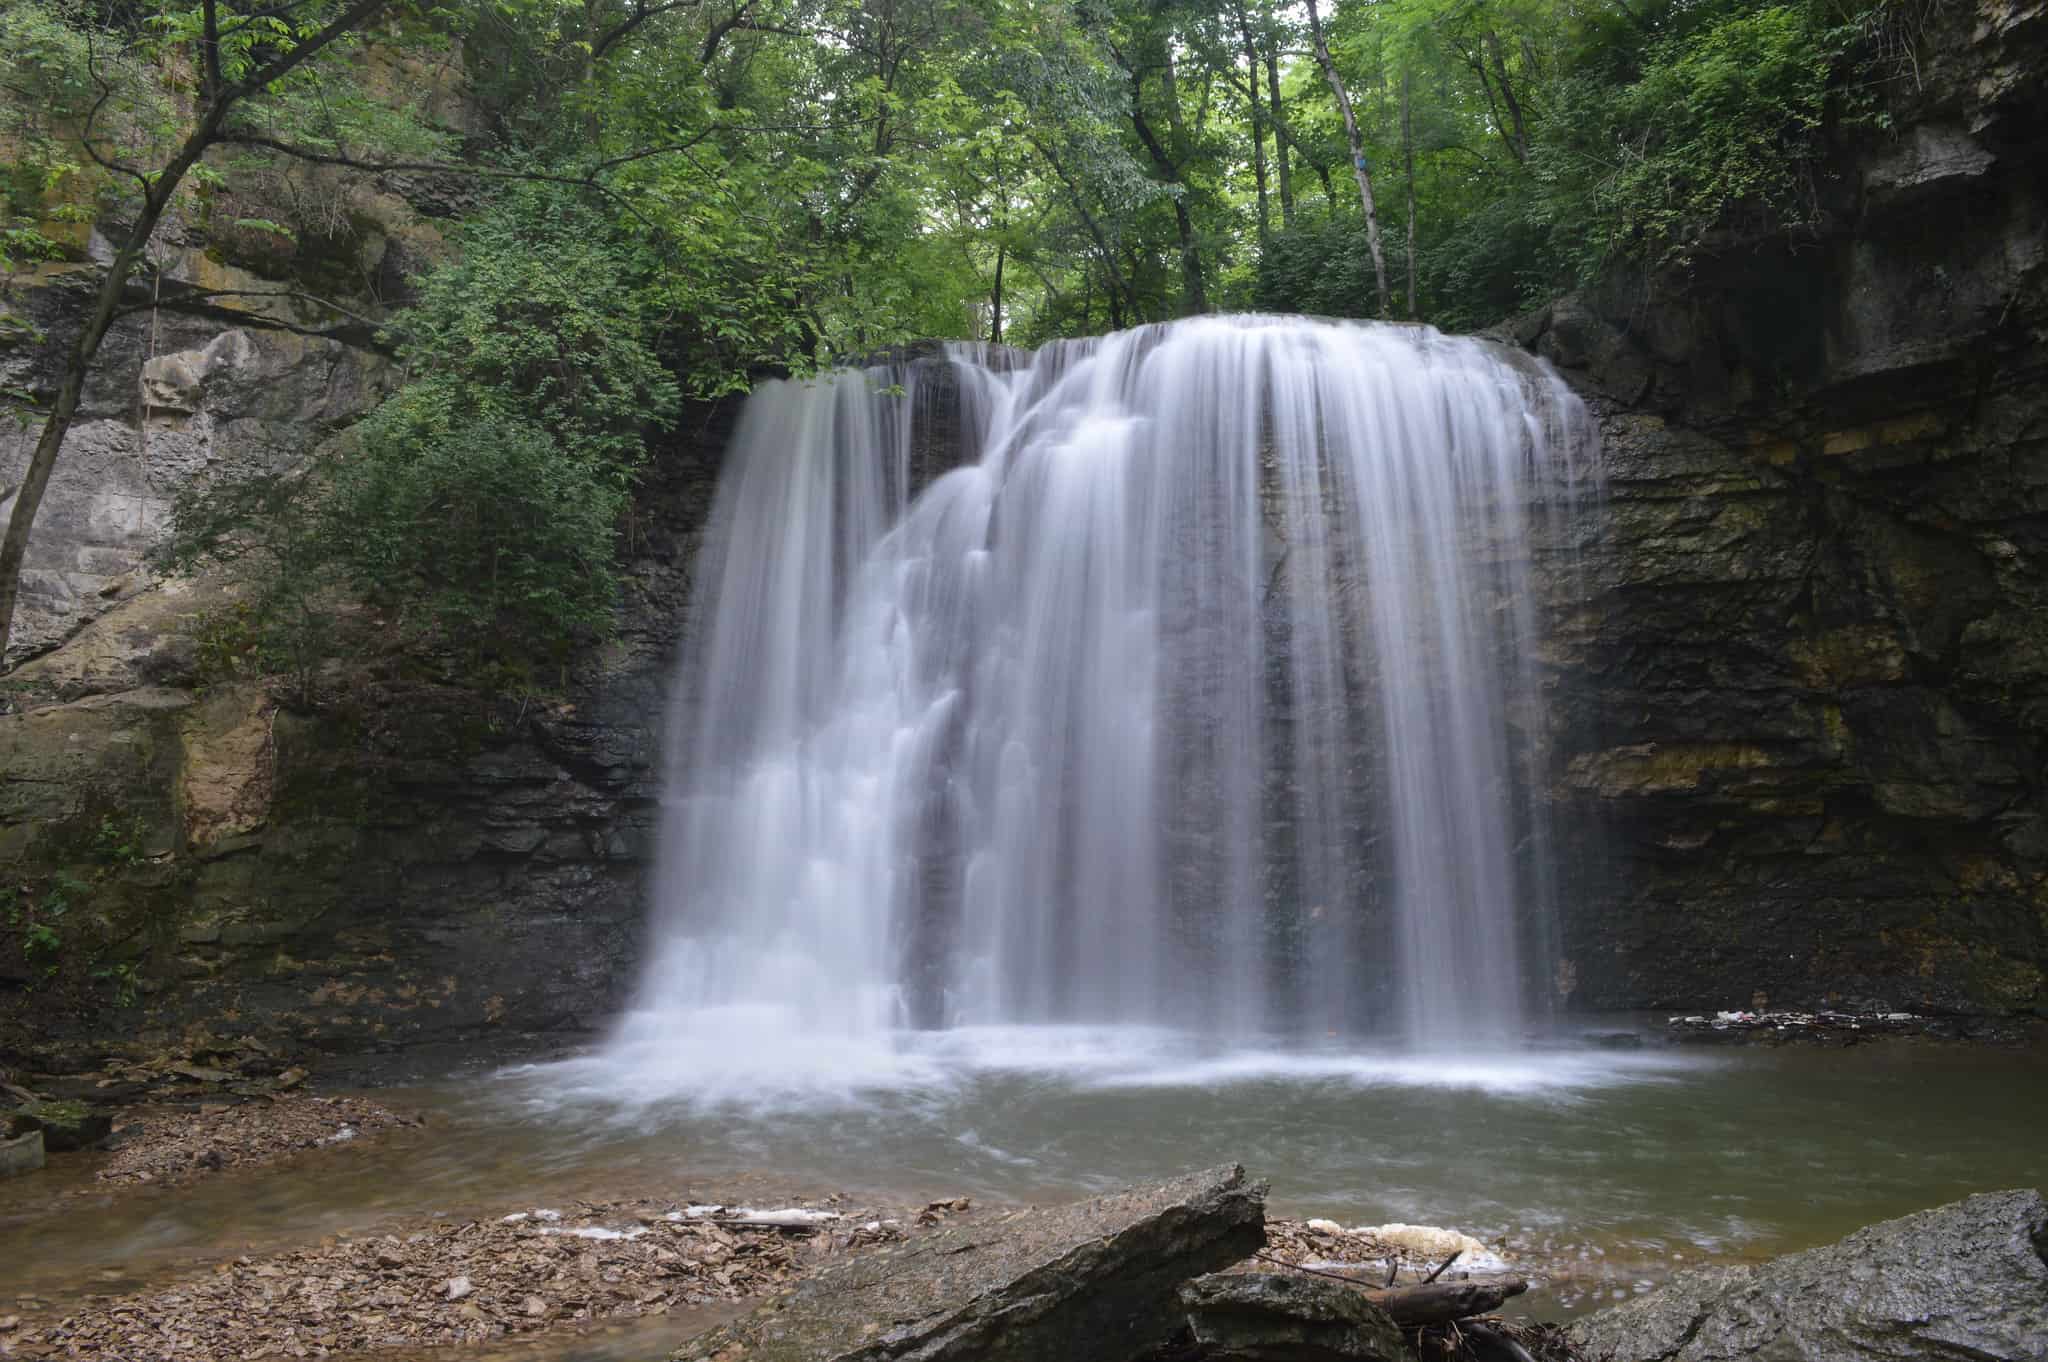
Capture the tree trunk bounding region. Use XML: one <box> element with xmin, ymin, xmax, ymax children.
<box><xmin>1484</xmin><ymin>30</ymin><xmax>1530</xmax><ymax>163</ymax></box>
<box><xmin>1461</xmin><ymin>37</ymin><xmax>1524</xmax><ymax>166</ymax></box>
<box><xmin>1266</xmin><ymin>47</ymin><xmax>1294</xmax><ymax>229</ymax></box>
<box><xmin>1361</xmin><ymin>1277</ymin><xmax>1528</xmax><ymax>1326</ymax></box>
<box><xmin>1304</xmin><ymin>0</ymin><xmax>1390</xmax><ymax>317</ymax></box>
<box><xmin>1234</xmin><ymin>1</ymin><xmax>1270</xmax><ymax>251</ymax></box>
<box><xmin>1169</xmin><ymin>197</ymin><xmax>1208</xmax><ymax>314</ymax></box>
<box><xmin>1032</xmin><ymin>136</ymin><xmax>1136</xmax><ymax>328</ymax></box>
<box><xmin>1</xmin><ymin>157</ymin><xmax>196</xmax><ymax>663</ymax></box>
<box><xmin>989</xmin><ymin>242</ymin><xmax>1005</xmax><ymax>345</ymax></box>
<box><xmin>1401</xmin><ymin>66</ymin><xmax>1418</xmax><ymax>319</ymax></box>
<box><xmin>1127</xmin><ymin>67</ymin><xmax>1209</xmax><ymax>316</ymax></box>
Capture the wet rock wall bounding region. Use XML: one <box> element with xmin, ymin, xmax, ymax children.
<box><xmin>1524</xmin><ymin>0</ymin><xmax>2048</xmax><ymax>1016</ymax></box>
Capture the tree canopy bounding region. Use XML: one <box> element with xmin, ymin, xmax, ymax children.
<box><xmin>2</xmin><ymin>0</ymin><xmax>1928</xmax><ymax>681</ymax></box>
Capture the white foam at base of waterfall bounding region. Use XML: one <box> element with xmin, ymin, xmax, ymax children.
<box><xmin>536</xmin><ymin>1021</ymin><xmax>1700</xmax><ymax>1116</ymax></box>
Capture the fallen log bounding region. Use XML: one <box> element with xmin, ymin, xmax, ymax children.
<box><xmin>1251</xmin><ymin>1254</ymin><xmax>1529</xmax><ymax>1326</ymax></box>
<box><xmin>1359</xmin><ymin>1278</ymin><xmax>1528</xmax><ymax>1326</ymax></box>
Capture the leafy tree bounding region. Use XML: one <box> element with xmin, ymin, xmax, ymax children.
<box><xmin>167</xmin><ymin>187</ymin><xmax>679</xmax><ymax>676</ymax></box>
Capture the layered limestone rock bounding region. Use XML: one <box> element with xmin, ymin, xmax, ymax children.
<box><xmin>1522</xmin><ymin>0</ymin><xmax>2048</xmax><ymax>1017</ymax></box>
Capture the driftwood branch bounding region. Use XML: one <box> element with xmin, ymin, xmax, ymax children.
<box><xmin>1250</xmin><ymin>1253</ymin><xmax>1527</xmax><ymax>1326</ymax></box>
<box><xmin>1363</xmin><ymin>1278</ymin><xmax>1528</xmax><ymax>1326</ymax></box>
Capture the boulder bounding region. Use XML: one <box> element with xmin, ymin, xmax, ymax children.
<box><xmin>672</xmin><ymin>1165</ymin><xmax>1266</xmax><ymax>1362</ymax></box>
<box><xmin>1</xmin><ymin>1129</ymin><xmax>45</xmax><ymax>1178</ymax></box>
<box><xmin>1179</xmin><ymin>1273</ymin><xmax>1408</xmax><ymax>1362</ymax></box>
<box><xmin>1568</xmin><ymin>1189</ymin><xmax>2048</xmax><ymax>1362</ymax></box>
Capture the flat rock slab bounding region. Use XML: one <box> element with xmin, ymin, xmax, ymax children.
<box><xmin>1</xmin><ymin>1129</ymin><xmax>45</xmax><ymax>1178</ymax></box>
<box><xmin>1569</xmin><ymin>1189</ymin><xmax>2048</xmax><ymax>1362</ymax></box>
<box><xmin>673</xmin><ymin>1164</ymin><xmax>1266</xmax><ymax>1362</ymax></box>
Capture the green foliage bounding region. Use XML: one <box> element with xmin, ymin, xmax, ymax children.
<box><xmin>1530</xmin><ymin>2</ymin><xmax>1834</xmax><ymax>281</ymax></box>
<box><xmin>91</xmin><ymin>959</ymin><xmax>141</xmax><ymax>1007</ymax></box>
<box><xmin>92</xmin><ymin>814</ymin><xmax>149</xmax><ymax>868</ymax></box>
<box><xmin>387</xmin><ymin>188</ymin><xmax>678</xmax><ymax>470</ymax></box>
<box><xmin>336</xmin><ymin>405</ymin><xmax>631</xmax><ymax>668</ymax></box>
<box><xmin>35</xmin><ymin>0</ymin><xmax>1941</xmax><ymax>702</ymax></box>
<box><xmin>167</xmin><ymin>187</ymin><xmax>678</xmax><ymax>682</ymax></box>
<box><xmin>0</xmin><ymin>1</ymin><xmax>98</xmax><ymax>133</ymax></box>
<box><xmin>6</xmin><ymin>871</ymin><xmax>87</xmax><ymax>981</ymax></box>
<box><xmin>329</xmin><ymin>186</ymin><xmax>677</xmax><ymax>668</ymax></box>
<box><xmin>1261</xmin><ymin>0</ymin><xmax>1914</xmax><ymax>325</ymax></box>
<box><xmin>4</xmin><ymin>810</ymin><xmax>159</xmax><ymax>1002</ymax></box>
<box><xmin>161</xmin><ymin>468</ymin><xmax>337</xmax><ymax>699</ymax></box>
<box><xmin>1254</xmin><ymin>217</ymin><xmax>1381</xmax><ymax>320</ymax></box>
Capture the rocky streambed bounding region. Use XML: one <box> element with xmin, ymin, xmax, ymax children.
<box><xmin>4</xmin><ymin>1027</ymin><xmax>2046</xmax><ymax>1361</ymax></box>
<box><xmin>1</xmin><ymin>1074</ymin><xmax>2044</xmax><ymax>1362</ymax></box>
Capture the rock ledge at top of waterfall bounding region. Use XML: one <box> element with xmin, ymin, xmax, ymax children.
<box><xmin>670</xmin><ymin>1164</ymin><xmax>1265</xmax><ymax>1362</ymax></box>
<box><xmin>1569</xmin><ymin>1188</ymin><xmax>2048</xmax><ymax>1362</ymax></box>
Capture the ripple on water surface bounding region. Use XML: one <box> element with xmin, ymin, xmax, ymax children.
<box><xmin>503</xmin><ymin>1019</ymin><xmax>2048</xmax><ymax>1272</ymax></box>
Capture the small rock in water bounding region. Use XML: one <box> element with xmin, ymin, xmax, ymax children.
<box><xmin>444</xmin><ymin>1276</ymin><xmax>473</xmax><ymax>1301</ymax></box>
<box><xmin>523</xmin><ymin>1295</ymin><xmax>548</xmax><ymax>1317</ymax></box>
<box><xmin>917</xmin><ymin>1196</ymin><xmax>972</xmax><ymax>1225</ymax></box>
<box><xmin>0</xmin><ymin>1131</ymin><xmax>45</xmax><ymax>1179</ymax></box>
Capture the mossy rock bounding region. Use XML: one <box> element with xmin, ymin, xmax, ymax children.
<box><xmin>6</xmin><ymin>1099</ymin><xmax>114</xmax><ymax>1151</ymax></box>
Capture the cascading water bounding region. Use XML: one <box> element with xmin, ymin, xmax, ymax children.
<box><xmin>605</xmin><ymin>315</ymin><xmax>1595</xmax><ymax>1097</ymax></box>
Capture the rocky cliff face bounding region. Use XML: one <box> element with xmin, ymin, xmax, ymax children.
<box><xmin>0</xmin><ymin>380</ymin><xmax>737</xmax><ymax>1066</ymax></box>
<box><xmin>0</xmin><ymin>177</ymin><xmax>442</xmax><ymax>666</ymax></box>
<box><xmin>3</xmin><ymin>4</ymin><xmax>2044</xmax><ymax>1074</ymax></box>
<box><xmin>1523</xmin><ymin>0</ymin><xmax>2048</xmax><ymax>1016</ymax></box>
<box><xmin>0</xmin><ymin>47</ymin><xmax>721</xmax><ymax>1067</ymax></box>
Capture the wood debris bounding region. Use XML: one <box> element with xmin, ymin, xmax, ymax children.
<box><xmin>2</xmin><ymin>1194</ymin><xmax>923</xmax><ymax>1360</ymax></box>
<box><xmin>90</xmin><ymin>1096</ymin><xmax>421</xmax><ymax>1189</ymax></box>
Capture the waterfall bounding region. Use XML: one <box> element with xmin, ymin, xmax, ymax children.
<box><xmin>611</xmin><ymin>315</ymin><xmax>1595</xmax><ymax>1091</ymax></box>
